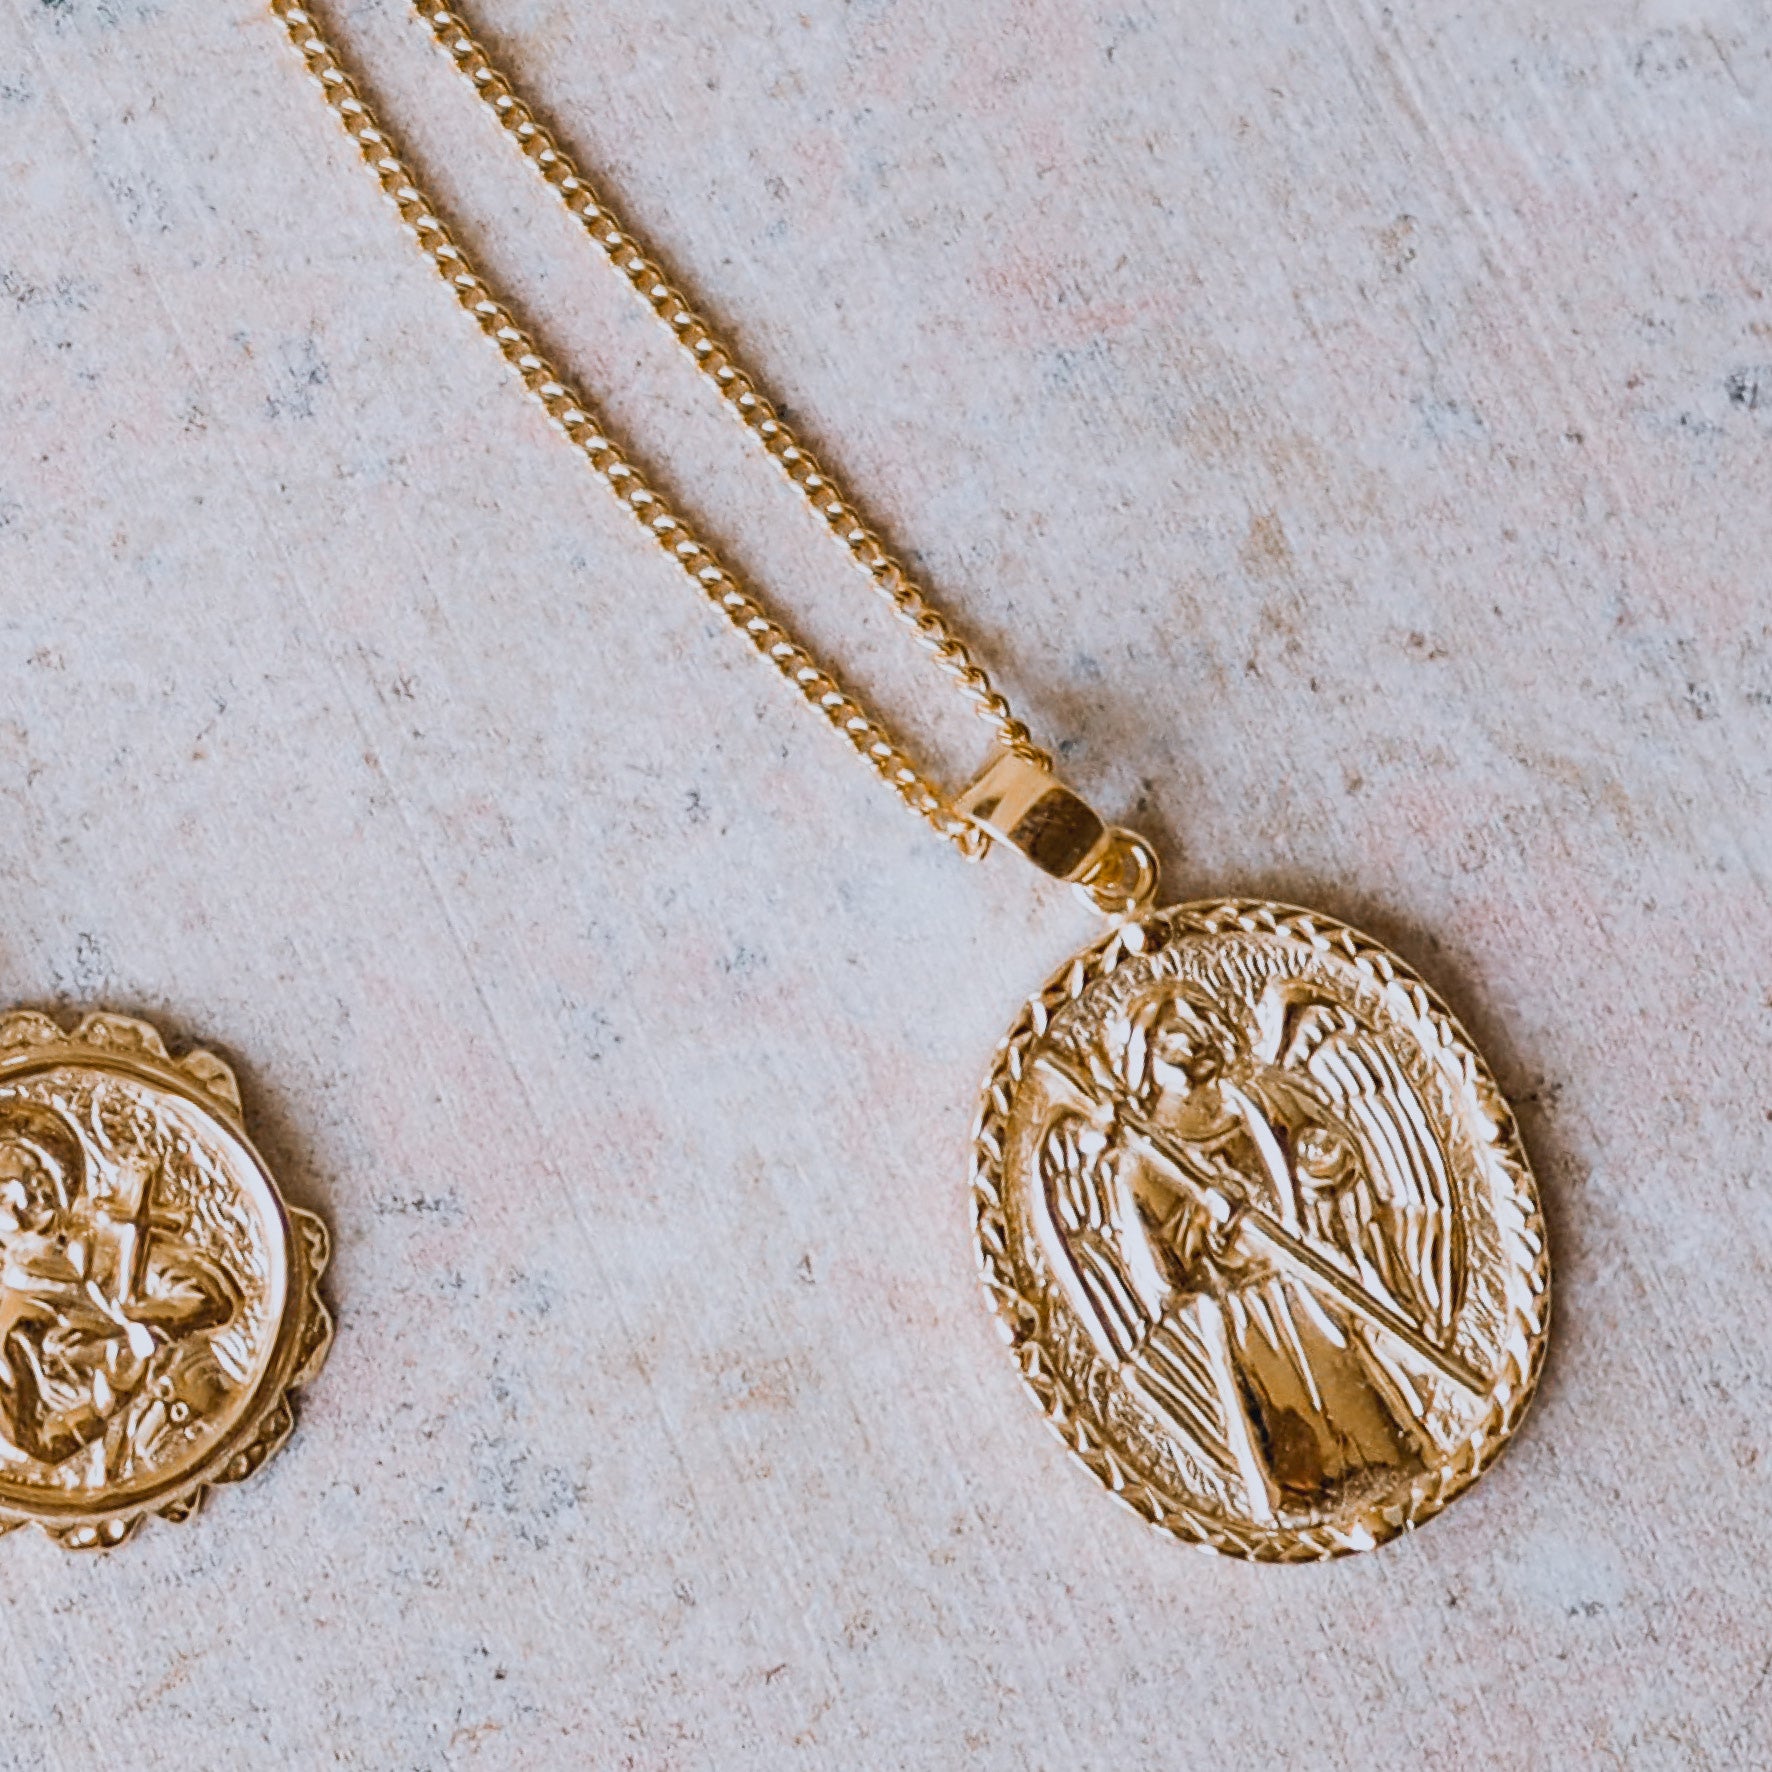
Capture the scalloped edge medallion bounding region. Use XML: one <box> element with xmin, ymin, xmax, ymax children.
<box><xmin>0</xmin><ymin>1010</ymin><xmax>331</xmax><ymax>1550</ymax></box>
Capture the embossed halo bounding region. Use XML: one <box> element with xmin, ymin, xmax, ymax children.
<box><xmin>972</xmin><ymin>901</ymin><xmax>1550</xmax><ymax>1560</ymax></box>
<box><xmin>0</xmin><ymin>1012</ymin><xmax>331</xmax><ymax>1549</ymax></box>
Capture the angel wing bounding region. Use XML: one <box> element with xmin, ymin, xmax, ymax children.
<box><xmin>1036</xmin><ymin>1112</ymin><xmax>1270</xmax><ymax>1511</ymax></box>
<box><xmin>1269</xmin><ymin>1003</ymin><xmax>1459</xmax><ymax>1341</ymax></box>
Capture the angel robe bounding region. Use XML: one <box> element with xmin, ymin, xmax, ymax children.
<box><xmin>1039</xmin><ymin>999</ymin><xmax>1456</xmax><ymax>1519</ymax></box>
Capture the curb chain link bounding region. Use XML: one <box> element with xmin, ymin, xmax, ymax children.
<box><xmin>271</xmin><ymin>0</ymin><xmax>1058</xmax><ymax>855</ymax></box>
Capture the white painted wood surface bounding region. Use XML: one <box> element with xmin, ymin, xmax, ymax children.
<box><xmin>3</xmin><ymin>0</ymin><xmax>1770</xmax><ymax>1765</ymax></box>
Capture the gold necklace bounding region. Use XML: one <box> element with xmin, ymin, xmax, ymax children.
<box><xmin>272</xmin><ymin>0</ymin><xmax>1550</xmax><ymax>1559</ymax></box>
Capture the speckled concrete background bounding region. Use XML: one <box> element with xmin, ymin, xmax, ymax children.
<box><xmin>3</xmin><ymin>0</ymin><xmax>1770</xmax><ymax>1766</ymax></box>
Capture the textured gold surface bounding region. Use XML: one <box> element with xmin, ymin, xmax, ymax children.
<box><xmin>0</xmin><ymin>1013</ymin><xmax>330</xmax><ymax>1549</ymax></box>
<box><xmin>974</xmin><ymin>903</ymin><xmax>1549</xmax><ymax>1559</ymax></box>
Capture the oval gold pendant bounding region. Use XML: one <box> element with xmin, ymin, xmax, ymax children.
<box><xmin>0</xmin><ymin>1011</ymin><xmax>331</xmax><ymax>1549</ymax></box>
<box><xmin>973</xmin><ymin>901</ymin><xmax>1549</xmax><ymax>1560</ymax></box>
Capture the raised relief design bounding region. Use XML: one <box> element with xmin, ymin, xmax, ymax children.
<box><xmin>974</xmin><ymin>903</ymin><xmax>1549</xmax><ymax>1559</ymax></box>
<box><xmin>0</xmin><ymin>1012</ymin><xmax>330</xmax><ymax>1548</ymax></box>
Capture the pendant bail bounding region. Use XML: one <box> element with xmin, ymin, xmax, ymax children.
<box><xmin>954</xmin><ymin>751</ymin><xmax>1159</xmax><ymax>919</ymax></box>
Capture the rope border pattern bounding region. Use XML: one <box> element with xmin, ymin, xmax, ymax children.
<box><xmin>970</xmin><ymin>900</ymin><xmax>1552</xmax><ymax>1561</ymax></box>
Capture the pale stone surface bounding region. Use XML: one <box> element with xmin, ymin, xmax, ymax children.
<box><xmin>2</xmin><ymin>0</ymin><xmax>1770</xmax><ymax>1764</ymax></box>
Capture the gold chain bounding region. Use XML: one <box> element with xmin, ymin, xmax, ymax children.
<box><xmin>269</xmin><ymin>0</ymin><xmax>1057</xmax><ymax>855</ymax></box>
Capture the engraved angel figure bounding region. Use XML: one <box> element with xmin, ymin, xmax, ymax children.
<box><xmin>1035</xmin><ymin>982</ymin><xmax>1472</xmax><ymax>1521</ymax></box>
<box><xmin>0</xmin><ymin>1101</ymin><xmax>240</xmax><ymax>1483</ymax></box>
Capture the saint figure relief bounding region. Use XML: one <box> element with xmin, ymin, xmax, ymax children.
<box><xmin>0</xmin><ymin>1099</ymin><xmax>242</xmax><ymax>1485</ymax></box>
<box><xmin>1036</xmin><ymin>980</ymin><xmax>1471</xmax><ymax>1521</ymax></box>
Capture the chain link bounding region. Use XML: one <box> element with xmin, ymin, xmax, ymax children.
<box><xmin>413</xmin><ymin>5</ymin><xmax>1051</xmax><ymax>780</ymax></box>
<box><xmin>270</xmin><ymin>0</ymin><xmax>1056</xmax><ymax>854</ymax></box>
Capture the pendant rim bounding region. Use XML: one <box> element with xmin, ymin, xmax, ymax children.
<box><xmin>972</xmin><ymin>897</ymin><xmax>1551</xmax><ymax>1561</ymax></box>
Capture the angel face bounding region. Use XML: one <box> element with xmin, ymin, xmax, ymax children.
<box><xmin>1148</xmin><ymin>994</ymin><xmax>1241</xmax><ymax>1093</ymax></box>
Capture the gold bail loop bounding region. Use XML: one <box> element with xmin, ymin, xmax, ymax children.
<box><xmin>954</xmin><ymin>752</ymin><xmax>1159</xmax><ymax>919</ymax></box>
<box><xmin>1077</xmin><ymin>827</ymin><xmax>1160</xmax><ymax>919</ymax></box>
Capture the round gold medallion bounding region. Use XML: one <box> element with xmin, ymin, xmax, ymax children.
<box><xmin>973</xmin><ymin>901</ymin><xmax>1549</xmax><ymax>1559</ymax></box>
<box><xmin>0</xmin><ymin>1011</ymin><xmax>331</xmax><ymax>1549</ymax></box>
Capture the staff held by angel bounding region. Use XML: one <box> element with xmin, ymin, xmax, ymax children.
<box><xmin>1037</xmin><ymin>978</ymin><xmax>1476</xmax><ymax>1522</ymax></box>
